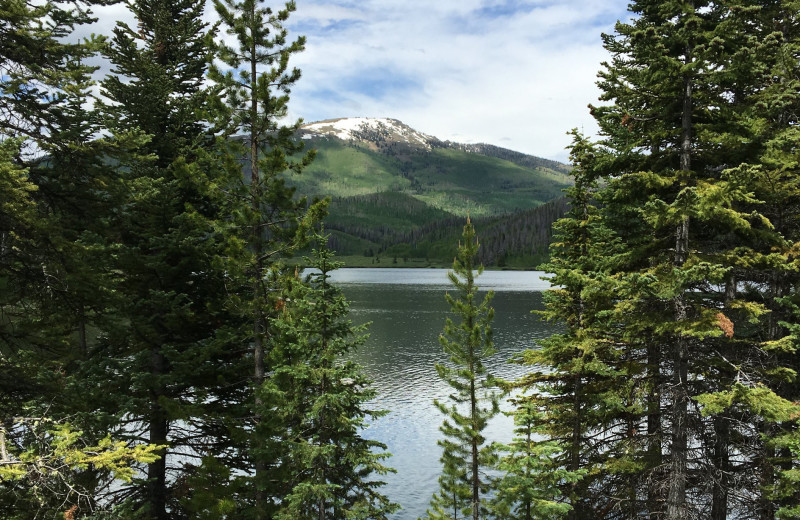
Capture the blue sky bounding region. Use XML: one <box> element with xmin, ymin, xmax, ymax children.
<box><xmin>88</xmin><ymin>0</ymin><xmax>632</xmax><ymax>162</ymax></box>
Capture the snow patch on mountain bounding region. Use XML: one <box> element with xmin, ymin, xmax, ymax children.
<box><xmin>301</xmin><ymin>117</ymin><xmax>436</xmax><ymax>150</ymax></box>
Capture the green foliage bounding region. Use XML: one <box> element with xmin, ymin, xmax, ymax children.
<box><xmin>526</xmin><ymin>2</ymin><xmax>800</xmax><ymax>518</ymax></box>
<box><xmin>288</xmin><ymin>135</ymin><xmax>572</xmax><ymax>268</ymax></box>
<box><xmin>0</xmin><ymin>420</ymin><xmax>163</xmax><ymax>483</ymax></box>
<box><xmin>423</xmin><ymin>219</ymin><xmax>502</xmax><ymax>520</ymax></box>
<box><xmin>695</xmin><ymin>384</ymin><xmax>799</xmax><ymax>422</ymax></box>
<box><xmin>92</xmin><ymin>0</ymin><xmax>250</xmax><ymax>516</ymax></box>
<box><xmin>492</xmin><ymin>398</ymin><xmax>584</xmax><ymax>520</ymax></box>
<box><xmin>266</xmin><ymin>232</ymin><xmax>398</xmax><ymax>520</ymax></box>
<box><xmin>0</xmin><ymin>0</ymin><xmax>158</xmax><ymax>516</ymax></box>
<box><xmin>0</xmin><ymin>419</ymin><xmax>163</xmax><ymax>518</ymax></box>
<box><xmin>320</xmin><ymin>193</ymin><xmax>566</xmax><ymax>268</ymax></box>
<box><xmin>295</xmin><ymin>137</ymin><xmax>571</xmax><ymax>216</ymax></box>
<box><xmin>776</xmin><ymin>432</ymin><xmax>800</xmax><ymax>519</ymax></box>
<box><xmin>210</xmin><ymin>0</ymin><xmax>327</xmax><ymax>515</ymax></box>
<box><xmin>178</xmin><ymin>456</ymin><xmax>246</xmax><ymax>519</ymax></box>
<box><xmin>514</xmin><ymin>131</ymin><xmax>628</xmax><ymax>518</ymax></box>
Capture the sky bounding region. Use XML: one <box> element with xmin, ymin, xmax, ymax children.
<box><xmin>283</xmin><ymin>0</ymin><xmax>631</xmax><ymax>162</ymax></box>
<box><xmin>87</xmin><ymin>0</ymin><xmax>633</xmax><ymax>162</ymax></box>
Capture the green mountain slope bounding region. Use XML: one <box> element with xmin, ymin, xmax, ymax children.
<box><xmin>287</xmin><ymin>118</ymin><xmax>572</xmax><ymax>267</ymax></box>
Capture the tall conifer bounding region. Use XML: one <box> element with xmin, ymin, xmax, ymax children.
<box><xmin>423</xmin><ymin>218</ymin><xmax>501</xmax><ymax>520</ymax></box>
<box><xmin>98</xmin><ymin>0</ymin><xmax>241</xmax><ymax>515</ymax></box>
<box><xmin>210</xmin><ymin>0</ymin><xmax>325</xmax><ymax>513</ymax></box>
<box><xmin>0</xmin><ymin>0</ymin><xmax>139</xmax><ymax>515</ymax></box>
<box><xmin>529</xmin><ymin>1</ymin><xmax>800</xmax><ymax>518</ymax></box>
<box><xmin>265</xmin><ymin>232</ymin><xmax>397</xmax><ymax>520</ymax></box>
<box><xmin>491</xmin><ymin>397</ymin><xmax>585</xmax><ymax>520</ymax></box>
<box><xmin>515</xmin><ymin>131</ymin><xmax>632</xmax><ymax>518</ymax></box>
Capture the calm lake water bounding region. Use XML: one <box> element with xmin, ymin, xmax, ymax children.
<box><xmin>328</xmin><ymin>268</ymin><xmax>553</xmax><ymax>519</ymax></box>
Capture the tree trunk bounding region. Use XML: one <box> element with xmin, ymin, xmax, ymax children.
<box><xmin>711</xmin><ymin>415</ymin><xmax>729</xmax><ymax>520</ymax></box>
<box><xmin>567</xmin><ymin>375</ymin><xmax>582</xmax><ymax>520</ymax></box>
<box><xmin>249</xmin><ymin>21</ymin><xmax>267</xmax><ymax>514</ymax></box>
<box><xmin>667</xmin><ymin>212</ymin><xmax>690</xmax><ymax>520</ymax></box>
<box><xmin>471</xmin><ymin>375</ymin><xmax>479</xmax><ymax>520</ymax></box>
<box><xmin>526</xmin><ymin>424</ymin><xmax>533</xmax><ymax>520</ymax></box>
<box><xmin>758</xmin><ymin>421</ymin><xmax>776</xmax><ymax>520</ymax></box>
<box><xmin>647</xmin><ymin>339</ymin><xmax>662</xmax><ymax>520</ymax></box>
<box><xmin>666</xmin><ymin>19</ymin><xmax>693</xmax><ymax>518</ymax></box>
<box><xmin>711</xmin><ymin>274</ymin><xmax>735</xmax><ymax>520</ymax></box>
<box><xmin>569</xmin><ymin>235</ymin><xmax>586</xmax><ymax>520</ymax></box>
<box><xmin>758</xmin><ymin>273</ymin><xmax>787</xmax><ymax>520</ymax></box>
<box><xmin>148</xmin><ymin>348</ymin><xmax>168</xmax><ymax>520</ymax></box>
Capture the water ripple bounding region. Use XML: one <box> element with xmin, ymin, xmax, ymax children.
<box><xmin>338</xmin><ymin>270</ymin><xmax>555</xmax><ymax>519</ymax></box>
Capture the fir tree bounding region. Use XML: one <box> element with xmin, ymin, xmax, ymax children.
<box><xmin>0</xmin><ymin>0</ymin><xmax>148</xmax><ymax>515</ymax></box>
<box><xmin>514</xmin><ymin>131</ymin><xmax>631</xmax><ymax>519</ymax></box>
<box><xmin>538</xmin><ymin>2</ymin><xmax>800</xmax><ymax>518</ymax></box>
<box><xmin>423</xmin><ymin>218</ymin><xmax>501</xmax><ymax>520</ymax></box>
<box><xmin>491</xmin><ymin>397</ymin><xmax>584</xmax><ymax>520</ymax></box>
<box><xmin>265</xmin><ymin>231</ymin><xmax>398</xmax><ymax>520</ymax></box>
<box><xmin>692</xmin><ymin>2</ymin><xmax>800</xmax><ymax>517</ymax></box>
<box><xmin>210</xmin><ymin>0</ymin><xmax>325</xmax><ymax>513</ymax></box>
<box><xmin>97</xmin><ymin>0</ymin><xmax>242</xmax><ymax>516</ymax></box>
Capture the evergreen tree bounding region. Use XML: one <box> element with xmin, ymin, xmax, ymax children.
<box><xmin>266</xmin><ymin>231</ymin><xmax>398</xmax><ymax>520</ymax></box>
<box><xmin>594</xmin><ymin>2</ymin><xmax>757</xmax><ymax>516</ymax></box>
<box><xmin>0</xmin><ymin>418</ymin><xmax>163</xmax><ymax>512</ymax></box>
<box><xmin>692</xmin><ymin>2</ymin><xmax>800</xmax><ymax>517</ymax></box>
<box><xmin>97</xmin><ymin>0</ymin><xmax>242</xmax><ymax>516</ymax></box>
<box><xmin>514</xmin><ymin>131</ymin><xmax>634</xmax><ymax>519</ymax></box>
<box><xmin>529</xmin><ymin>2</ymin><xmax>800</xmax><ymax>518</ymax></box>
<box><xmin>210</xmin><ymin>0</ymin><xmax>325</xmax><ymax>514</ymax></box>
<box><xmin>423</xmin><ymin>218</ymin><xmax>501</xmax><ymax>520</ymax></box>
<box><xmin>0</xmin><ymin>0</ymin><xmax>153</xmax><ymax>515</ymax></box>
<box><xmin>491</xmin><ymin>397</ymin><xmax>584</xmax><ymax>520</ymax></box>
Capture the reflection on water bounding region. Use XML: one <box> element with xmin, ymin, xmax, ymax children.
<box><xmin>331</xmin><ymin>269</ymin><xmax>554</xmax><ymax>519</ymax></box>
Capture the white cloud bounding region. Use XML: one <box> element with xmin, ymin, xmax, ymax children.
<box><xmin>286</xmin><ymin>0</ymin><xmax>630</xmax><ymax>161</ymax></box>
<box><xmin>80</xmin><ymin>0</ymin><xmax>630</xmax><ymax>162</ymax></box>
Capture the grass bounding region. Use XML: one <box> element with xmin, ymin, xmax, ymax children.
<box><xmin>326</xmin><ymin>192</ymin><xmax>457</xmax><ymax>233</ymax></box>
<box><xmin>292</xmin><ymin>139</ymin><xmax>410</xmax><ymax>197</ymax></box>
<box><xmin>289</xmin><ymin>139</ymin><xmax>571</xmax><ymax>217</ymax></box>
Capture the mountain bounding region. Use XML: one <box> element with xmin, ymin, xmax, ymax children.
<box><xmin>287</xmin><ymin>117</ymin><xmax>572</xmax><ymax>267</ymax></box>
<box><xmin>302</xmin><ymin>117</ymin><xmax>437</xmax><ymax>151</ymax></box>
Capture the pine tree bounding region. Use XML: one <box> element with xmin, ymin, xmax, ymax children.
<box><xmin>264</xmin><ymin>231</ymin><xmax>397</xmax><ymax>520</ymax></box>
<box><xmin>97</xmin><ymin>0</ymin><xmax>242</xmax><ymax>516</ymax></box>
<box><xmin>0</xmin><ymin>0</ymin><xmax>108</xmax><ymax>385</ymax></box>
<box><xmin>491</xmin><ymin>397</ymin><xmax>584</xmax><ymax>520</ymax></box>
<box><xmin>539</xmin><ymin>1</ymin><xmax>800</xmax><ymax>518</ymax></box>
<box><xmin>0</xmin><ymin>0</ymin><xmax>147</xmax><ymax>515</ymax></box>
<box><xmin>691</xmin><ymin>2</ymin><xmax>800</xmax><ymax>517</ymax></box>
<box><xmin>512</xmin><ymin>131</ymin><xmax>637</xmax><ymax>518</ymax></box>
<box><xmin>210</xmin><ymin>0</ymin><xmax>325</xmax><ymax>514</ymax></box>
<box><xmin>423</xmin><ymin>218</ymin><xmax>501</xmax><ymax>520</ymax></box>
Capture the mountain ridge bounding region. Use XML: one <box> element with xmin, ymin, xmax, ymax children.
<box><xmin>289</xmin><ymin>117</ymin><xmax>572</xmax><ymax>267</ymax></box>
<box><xmin>300</xmin><ymin>117</ymin><xmax>569</xmax><ymax>173</ymax></box>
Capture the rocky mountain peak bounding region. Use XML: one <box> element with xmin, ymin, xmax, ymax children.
<box><xmin>301</xmin><ymin>117</ymin><xmax>439</xmax><ymax>151</ymax></box>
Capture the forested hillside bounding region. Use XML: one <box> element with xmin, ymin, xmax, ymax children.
<box><xmin>322</xmin><ymin>193</ymin><xmax>567</xmax><ymax>268</ymax></box>
<box><xmin>285</xmin><ymin>122</ymin><xmax>572</xmax><ymax>266</ymax></box>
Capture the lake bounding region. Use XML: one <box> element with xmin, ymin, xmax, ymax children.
<box><xmin>328</xmin><ymin>268</ymin><xmax>553</xmax><ymax>519</ymax></box>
